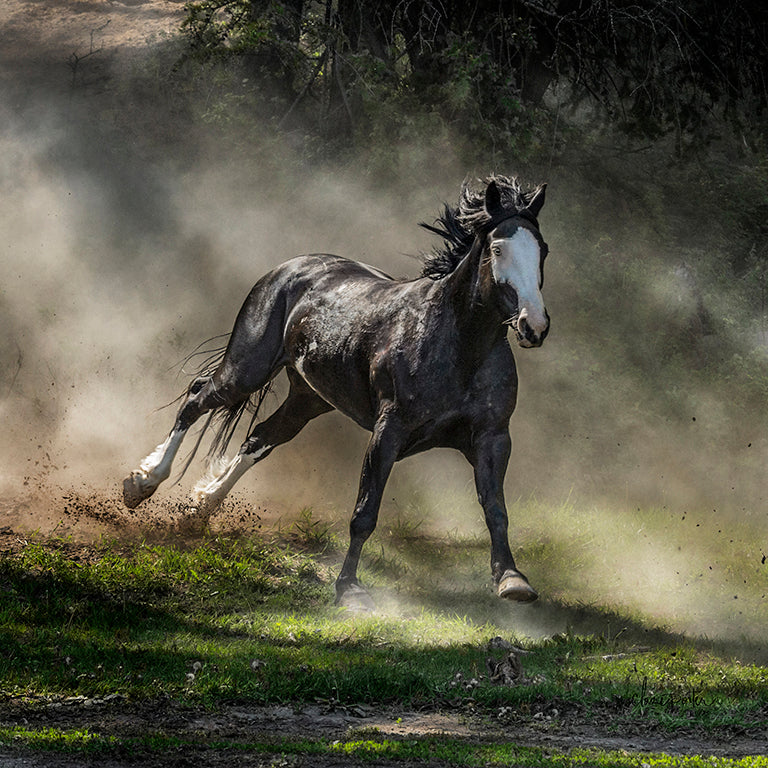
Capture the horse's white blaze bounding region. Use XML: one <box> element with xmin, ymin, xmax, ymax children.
<box><xmin>191</xmin><ymin>445</ymin><xmax>271</xmax><ymax>512</ymax></box>
<box><xmin>138</xmin><ymin>429</ymin><xmax>186</xmax><ymax>484</ymax></box>
<box><xmin>491</xmin><ymin>228</ymin><xmax>547</xmax><ymax>339</ymax></box>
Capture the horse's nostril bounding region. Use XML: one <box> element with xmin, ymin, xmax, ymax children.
<box><xmin>519</xmin><ymin>316</ymin><xmax>536</xmax><ymax>342</ymax></box>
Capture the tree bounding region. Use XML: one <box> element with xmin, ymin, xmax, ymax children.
<box><xmin>182</xmin><ymin>0</ymin><xmax>768</xmax><ymax>144</ymax></box>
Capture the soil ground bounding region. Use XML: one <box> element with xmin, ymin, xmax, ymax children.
<box><xmin>1</xmin><ymin>1</ymin><xmax>767</xmax><ymax>764</ymax></box>
<box><xmin>1</xmin><ymin>683</ymin><xmax>767</xmax><ymax>766</ymax></box>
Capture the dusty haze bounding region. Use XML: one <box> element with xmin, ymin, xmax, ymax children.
<box><xmin>1</xmin><ymin>0</ymin><xmax>766</xmax><ymax>655</ymax></box>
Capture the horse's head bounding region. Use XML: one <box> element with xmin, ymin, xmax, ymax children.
<box><xmin>484</xmin><ymin>181</ymin><xmax>549</xmax><ymax>348</ymax></box>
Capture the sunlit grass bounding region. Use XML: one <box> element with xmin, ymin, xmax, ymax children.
<box><xmin>0</xmin><ymin>526</ymin><xmax>766</xmax><ymax>735</ymax></box>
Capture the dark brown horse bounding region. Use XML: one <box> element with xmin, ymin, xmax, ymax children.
<box><xmin>123</xmin><ymin>176</ymin><xmax>549</xmax><ymax>606</ymax></box>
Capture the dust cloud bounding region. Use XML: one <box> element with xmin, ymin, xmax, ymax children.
<box><xmin>0</xmin><ymin>105</ymin><xmax>435</xmax><ymax>510</ymax></box>
<box><xmin>0</xmin><ymin>7</ymin><xmax>451</xmax><ymax>530</ymax></box>
<box><xmin>1</xmin><ymin>0</ymin><xmax>766</xmax><ymax>654</ymax></box>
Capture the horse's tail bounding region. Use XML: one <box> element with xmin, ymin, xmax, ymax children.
<box><xmin>171</xmin><ymin>335</ymin><xmax>273</xmax><ymax>482</ymax></box>
<box><xmin>204</xmin><ymin>383</ymin><xmax>273</xmax><ymax>463</ymax></box>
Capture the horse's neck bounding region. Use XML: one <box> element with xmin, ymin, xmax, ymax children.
<box><xmin>441</xmin><ymin>236</ymin><xmax>505</xmax><ymax>344</ymax></box>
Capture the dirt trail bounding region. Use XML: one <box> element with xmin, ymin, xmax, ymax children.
<box><xmin>1</xmin><ymin>695</ymin><xmax>767</xmax><ymax>766</ymax></box>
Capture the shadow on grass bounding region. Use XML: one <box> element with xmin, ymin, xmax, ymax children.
<box><xmin>380</xmin><ymin>574</ymin><xmax>768</xmax><ymax>666</ymax></box>
<box><xmin>2</xmin><ymin>531</ymin><xmax>766</xmax><ymax>714</ymax></box>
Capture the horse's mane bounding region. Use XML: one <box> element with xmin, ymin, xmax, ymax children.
<box><xmin>420</xmin><ymin>175</ymin><xmax>537</xmax><ymax>279</ymax></box>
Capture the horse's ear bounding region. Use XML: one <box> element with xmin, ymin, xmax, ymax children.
<box><xmin>484</xmin><ymin>180</ymin><xmax>503</xmax><ymax>217</ymax></box>
<box><xmin>526</xmin><ymin>184</ymin><xmax>547</xmax><ymax>218</ymax></box>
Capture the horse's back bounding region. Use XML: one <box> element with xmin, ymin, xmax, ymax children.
<box><xmin>271</xmin><ymin>253</ymin><xmax>394</xmax><ymax>288</ymax></box>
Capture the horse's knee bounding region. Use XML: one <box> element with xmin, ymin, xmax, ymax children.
<box><xmin>176</xmin><ymin>378</ymin><xmax>223</xmax><ymax>430</ymax></box>
<box><xmin>176</xmin><ymin>398</ymin><xmax>205</xmax><ymax>431</ymax></box>
<box><xmin>350</xmin><ymin>509</ymin><xmax>378</xmax><ymax>541</ymax></box>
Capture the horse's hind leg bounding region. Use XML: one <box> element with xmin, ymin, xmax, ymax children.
<box><xmin>186</xmin><ymin>370</ymin><xmax>333</xmax><ymax>526</ymax></box>
<box><xmin>124</xmin><ymin>271</ymin><xmax>294</xmax><ymax>510</ymax></box>
<box><xmin>123</xmin><ymin>376</ymin><xmax>223</xmax><ymax>509</ymax></box>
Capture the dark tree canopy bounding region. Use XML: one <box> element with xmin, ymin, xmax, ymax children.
<box><xmin>182</xmin><ymin>0</ymin><xmax>768</xmax><ymax>143</ymax></box>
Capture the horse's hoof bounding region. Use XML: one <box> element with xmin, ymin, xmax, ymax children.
<box><xmin>497</xmin><ymin>570</ymin><xmax>538</xmax><ymax>602</ymax></box>
<box><xmin>336</xmin><ymin>583</ymin><xmax>375</xmax><ymax>612</ymax></box>
<box><xmin>122</xmin><ymin>472</ymin><xmax>156</xmax><ymax>509</ymax></box>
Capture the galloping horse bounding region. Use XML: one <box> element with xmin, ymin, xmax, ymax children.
<box><xmin>123</xmin><ymin>176</ymin><xmax>550</xmax><ymax>605</ymax></box>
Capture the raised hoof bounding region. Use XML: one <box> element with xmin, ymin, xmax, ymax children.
<box><xmin>335</xmin><ymin>583</ymin><xmax>375</xmax><ymax>613</ymax></box>
<box><xmin>497</xmin><ymin>570</ymin><xmax>538</xmax><ymax>602</ymax></box>
<box><xmin>122</xmin><ymin>472</ymin><xmax>156</xmax><ymax>509</ymax></box>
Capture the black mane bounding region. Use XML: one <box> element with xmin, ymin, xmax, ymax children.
<box><xmin>420</xmin><ymin>175</ymin><xmax>538</xmax><ymax>279</ymax></box>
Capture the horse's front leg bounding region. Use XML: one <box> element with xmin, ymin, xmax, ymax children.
<box><xmin>335</xmin><ymin>412</ymin><xmax>402</xmax><ymax>609</ymax></box>
<box><xmin>470</xmin><ymin>430</ymin><xmax>538</xmax><ymax>602</ymax></box>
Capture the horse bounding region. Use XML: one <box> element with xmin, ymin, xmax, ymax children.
<box><xmin>123</xmin><ymin>175</ymin><xmax>550</xmax><ymax>606</ymax></box>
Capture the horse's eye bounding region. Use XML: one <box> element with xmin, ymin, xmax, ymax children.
<box><xmin>491</xmin><ymin>245</ymin><xmax>501</xmax><ymax>257</ymax></box>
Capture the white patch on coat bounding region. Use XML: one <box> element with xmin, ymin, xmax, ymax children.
<box><xmin>138</xmin><ymin>428</ymin><xmax>187</xmax><ymax>484</ymax></box>
<box><xmin>191</xmin><ymin>445</ymin><xmax>272</xmax><ymax>513</ymax></box>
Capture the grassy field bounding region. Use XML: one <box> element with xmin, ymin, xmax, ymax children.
<box><xmin>1</xmin><ymin>510</ymin><xmax>767</xmax><ymax>767</ymax></box>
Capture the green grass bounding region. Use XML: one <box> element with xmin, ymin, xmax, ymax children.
<box><xmin>1</xmin><ymin>526</ymin><xmax>767</xmax><ymax>763</ymax></box>
<box><xmin>2</xmin><ymin>725</ymin><xmax>768</xmax><ymax>767</ymax></box>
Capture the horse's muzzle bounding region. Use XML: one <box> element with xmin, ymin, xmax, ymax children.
<box><xmin>517</xmin><ymin>310</ymin><xmax>549</xmax><ymax>348</ymax></box>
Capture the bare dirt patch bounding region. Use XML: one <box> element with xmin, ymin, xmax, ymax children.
<box><xmin>1</xmin><ymin>693</ymin><xmax>767</xmax><ymax>766</ymax></box>
<box><xmin>1</xmin><ymin>0</ymin><xmax>186</xmax><ymax>99</ymax></box>
<box><xmin>0</xmin><ymin>483</ymin><xmax>271</xmax><ymax>545</ymax></box>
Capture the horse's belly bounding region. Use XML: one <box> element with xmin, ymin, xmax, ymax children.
<box><xmin>285</xmin><ymin>319</ymin><xmax>378</xmax><ymax>428</ymax></box>
<box><xmin>293</xmin><ymin>355</ymin><xmax>377</xmax><ymax>429</ymax></box>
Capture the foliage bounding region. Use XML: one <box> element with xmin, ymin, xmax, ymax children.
<box><xmin>179</xmin><ymin>0</ymin><xmax>768</xmax><ymax>149</ymax></box>
<box><xmin>542</xmin><ymin>2</ymin><xmax>768</xmax><ymax>145</ymax></box>
<box><xmin>284</xmin><ymin>506</ymin><xmax>338</xmax><ymax>552</ymax></box>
